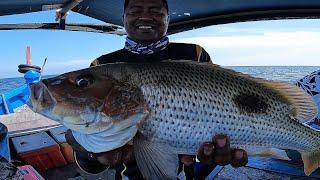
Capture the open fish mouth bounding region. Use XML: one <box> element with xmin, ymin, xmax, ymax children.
<box><xmin>27</xmin><ymin>82</ymin><xmax>57</xmax><ymax>115</ymax></box>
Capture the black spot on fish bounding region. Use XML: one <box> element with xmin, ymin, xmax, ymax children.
<box><xmin>309</xmin><ymin>77</ymin><xmax>316</xmax><ymax>83</ymax></box>
<box><xmin>233</xmin><ymin>93</ymin><xmax>269</xmax><ymax>114</ymax></box>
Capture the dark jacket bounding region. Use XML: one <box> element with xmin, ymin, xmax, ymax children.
<box><xmin>90</xmin><ymin>42</ymin><xmax>211</xmax><ymax>66</ymax></box>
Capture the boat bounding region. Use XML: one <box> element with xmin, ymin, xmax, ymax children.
<box><xmin>1</xmin><ymin>0</ymin><xmax>320</xmax><ymax>179</ymax></box>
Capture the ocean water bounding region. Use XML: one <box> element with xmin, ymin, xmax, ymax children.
<box><xmin>0</xmin><ymin>75</ymin><xmax>54</xmax><ymax>95</ymax></box>
<box><xmin>0</xmin><ymin>66</ymin><xmax>319</xmax><ymax>94</ymax></box>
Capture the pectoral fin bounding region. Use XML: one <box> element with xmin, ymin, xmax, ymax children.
<box><xmin>133</xmin><ymin>134</ymin><xmax>179</xmax><ymax>180</ymax></box>
<box><xmin>301</xmin><ymin>150</ymin><xmax>320</xmax><ymax>176</ymax></box>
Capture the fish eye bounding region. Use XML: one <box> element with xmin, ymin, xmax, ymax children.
<box><xmin>75</xmin><ymin>74</ymin><xmax>95</xmax><ymax>87</ymax></box>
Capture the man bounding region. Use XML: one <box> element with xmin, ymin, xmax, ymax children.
<box><xmin>66</xmin><ymin>0</ymin><xmax>248</xmax><ymax>179</ymax></box>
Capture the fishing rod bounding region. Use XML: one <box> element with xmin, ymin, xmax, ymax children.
<box><xmin>18</xmin><ymin>46</ymin><xmax>46</xmax><ymax>84</ymax></box>
<box><xmin>0</xmin><ymin>47</ymin><xmax>47</xmax><ymax>115</ymax></box>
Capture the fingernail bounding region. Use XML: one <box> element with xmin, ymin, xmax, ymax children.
<box><xmin>217</xmin><ymin>138</ymin><xmax>226</xmax><ymax>147</ymax></box>
<box><xmin>203</xmin><ymin>144</ymin><xmax>213</xmax><ymax>155</ymax></box>
<box><xmin>235</xmin><ymin>150</ymin><xmax>244</xmax><ymax>159</ymax></box>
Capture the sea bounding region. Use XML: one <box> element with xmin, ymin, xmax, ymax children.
<box><xmin>0</xmin><ymin>66</ymin><xmax>320</xmax><ymax>94</ymax></box>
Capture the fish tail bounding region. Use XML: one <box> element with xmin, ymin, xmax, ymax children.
<box><xmin>301</xmin><ymin>150</ymin><xmax>320</xmax><ymax>176</ymax></box>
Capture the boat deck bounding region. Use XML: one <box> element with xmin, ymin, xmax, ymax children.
<box><xmin>0</xmin><ymin>105</ymin><xmax>60</xmax><ymax>137</ymax></box>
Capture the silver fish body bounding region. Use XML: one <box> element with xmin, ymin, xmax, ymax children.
<box><xmin>28</xmin><ymin>61</ymin><xmax>320</xmax><ymax>177</ymax></box>
<box><xmin>108</xmin><ymin>61</ymin><xmax>319</xmax><ymax>154</ymax></box>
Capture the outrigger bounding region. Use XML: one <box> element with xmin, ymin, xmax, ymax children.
<box><xmin>1</xmin><ymin>0</ymin><xmax>320</xmax><ymax>179</ymax></box>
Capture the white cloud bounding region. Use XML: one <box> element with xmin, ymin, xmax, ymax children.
<box><xmin>42</xmin><ymin>59</ymin><xmax>89</xmax><ymax>75</ymax></box>
<box><xmin>172</xmin><ymin>31</ymin><xmax>320</xmax><ymax>66</ymax></box>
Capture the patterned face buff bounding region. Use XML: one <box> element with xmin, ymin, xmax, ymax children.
<box><xmin>124</xmin><ymin>36</ymin><xmax>169</xmax><ymax>55</ymax></box>
<box><xmin>296</xmin><ymin>70</ymin><xmax>320</xmax><ymax>124</ymax></box>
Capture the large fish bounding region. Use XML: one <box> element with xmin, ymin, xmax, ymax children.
<box><xmin>27</xmin><ymin>61</ymin><xmax>320</xmax><ymax>179</ymax></box>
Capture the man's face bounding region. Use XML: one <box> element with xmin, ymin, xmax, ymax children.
<box><xmin>123</xmin><ymin>0</ymin><xmax>169</xmax><ymax>43</ymax></box>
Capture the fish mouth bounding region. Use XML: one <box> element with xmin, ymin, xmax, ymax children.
<box><xmin>27</xmin><ymin>82</ymin><xmax>57</xmax><ymax>116</ymax></box>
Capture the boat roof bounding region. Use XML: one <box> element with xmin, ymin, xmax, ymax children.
<box><xmin>1</xmin><ymin>0</ymin><xmax>320</xmax><ymax>34</ymax></box>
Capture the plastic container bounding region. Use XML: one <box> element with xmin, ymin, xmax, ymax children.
<box><xmin>18</xmin><ymin>165</ymin><xmax>45</xmax><ymax>180</ymax></box>
<box><xmin>11</xmin><ymin>131</ymin><xmax>67</xmax><ymax>172</ymax></box>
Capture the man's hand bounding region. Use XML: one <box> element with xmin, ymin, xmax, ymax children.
<box><xmin>197</xmin><ymin>134</ymin><xmax>248</xmax><ymax>167</ymax></box>
<box><xmin>179</xmin><ymin>134</ymin><xmax>248</xmax><ymax>179</ymax></box>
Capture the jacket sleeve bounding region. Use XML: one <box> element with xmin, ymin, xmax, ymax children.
<box><xmin>195</xmin><ymin>45</ymin><xmax>212</xmax><ymax>63</ymax></box>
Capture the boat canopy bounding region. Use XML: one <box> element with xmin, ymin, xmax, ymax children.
<box><xmin>1</xmin><ymin>0</ymin><xmax>320</xmax><ymax>34</ymax></box>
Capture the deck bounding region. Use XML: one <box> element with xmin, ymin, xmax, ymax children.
<box><xmin>0</xmin><ymin>105</ymin><xmax>60</xmax><ymax>137</ymax></box>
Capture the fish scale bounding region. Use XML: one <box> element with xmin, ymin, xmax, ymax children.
<box><xmin>109</xmin><ymin>61</ymin><xmax>320</xmax><ymax>154</ymax></box>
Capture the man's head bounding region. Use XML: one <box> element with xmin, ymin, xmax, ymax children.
<box><xmin>123</xmin><ymin>0</ymin><xmax>169</xmax><ymax>44</ymax></box>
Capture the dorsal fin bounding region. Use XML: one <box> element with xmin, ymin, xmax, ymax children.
<box><xmin>255</xmin><ymin>80</ymin><xmax>317</xmax><ymax>123</ymax></box>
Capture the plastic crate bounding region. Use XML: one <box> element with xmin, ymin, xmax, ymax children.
<box><xmin>18</xmin><ymin>165</ymin><xmax>44</xmax><ymax>180</ymax></box>
<box><xmin>11</xmin><ymin>131</ymin><xmax>67</xmax><ymax>172</ymax></box>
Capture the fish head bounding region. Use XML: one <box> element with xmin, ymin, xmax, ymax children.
<box><xmin>27</xmin><ymin>66</ymin><xmax>149</xmax><ymax>134</ymax></box>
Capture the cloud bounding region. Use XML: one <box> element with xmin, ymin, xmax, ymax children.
<box><xmin>42</xmin><ymin>59</ymin><xmax>90</xmax><ymax>75</ymax></box>
<box><xmin>172</xmin><ymin>31</ymin><xmax>320</xmax><ymax>66</ymax></box>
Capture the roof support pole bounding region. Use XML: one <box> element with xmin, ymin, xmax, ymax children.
<box><xmin>55</xmin><ymin>0</ymin><xmax>83</xmax><ymax>29</ymax></box>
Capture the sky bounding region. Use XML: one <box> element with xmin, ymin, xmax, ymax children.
<box><xmin>1</xmin><ymin>10</ymin><xmax>320</xmax><ymax>78</ymax></box>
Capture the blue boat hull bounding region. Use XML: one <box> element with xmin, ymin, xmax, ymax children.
<box><xmin>0</xmin><ymin>84</ymin><xmax>29</xmax><ymax>115</ymax></box>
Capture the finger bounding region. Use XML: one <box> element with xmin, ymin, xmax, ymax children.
<box><xmin>179</xmin><ymin>155</ymin><xmax>196</xmax><ymax>166</ymax></box>
<box><xmin>179</xmin><ymin>155</ymin><xmax>196</xmax><ymax>180</ymax></box>
<box><xmin>96</xmin><ymin>148</ymin><xmax>123</xmax><ymax>167</ymax></box>
<box><xmin>231</xmin><ymin>149</ymin><xmax>248</xmax><ymax>167</ymax></box>
<box><xmin>109</xmin><ymin>149</ymin><xmax>123</xmax><ymax>167</ymax></box>
<box><xmin>213</xmin><ymin>151</ymin><xmax>232</xmax><ymax>166</ymax></box>
<box><xmin>65</xmin><ymin>129</ymin><xmax>86</xmax><ymax>152</ymax></box>
<box><xmin>212</xmin><ymin>134</ymin><xmax>232</xmax><ymax>165</ymax></box>
<box><xmin>184</xmin><ymin>163</ymin><xmax>195</xmax><ymax>180</ymax></box>
<box><xmin>197</xmin><ymin>142</ymin><xmax>214</xmax><ymax>165</ymax></box>
<box><xmin>122</xmin><ymin>145</ymin><xmax>135</xmax><ymax>165</ymax></box>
